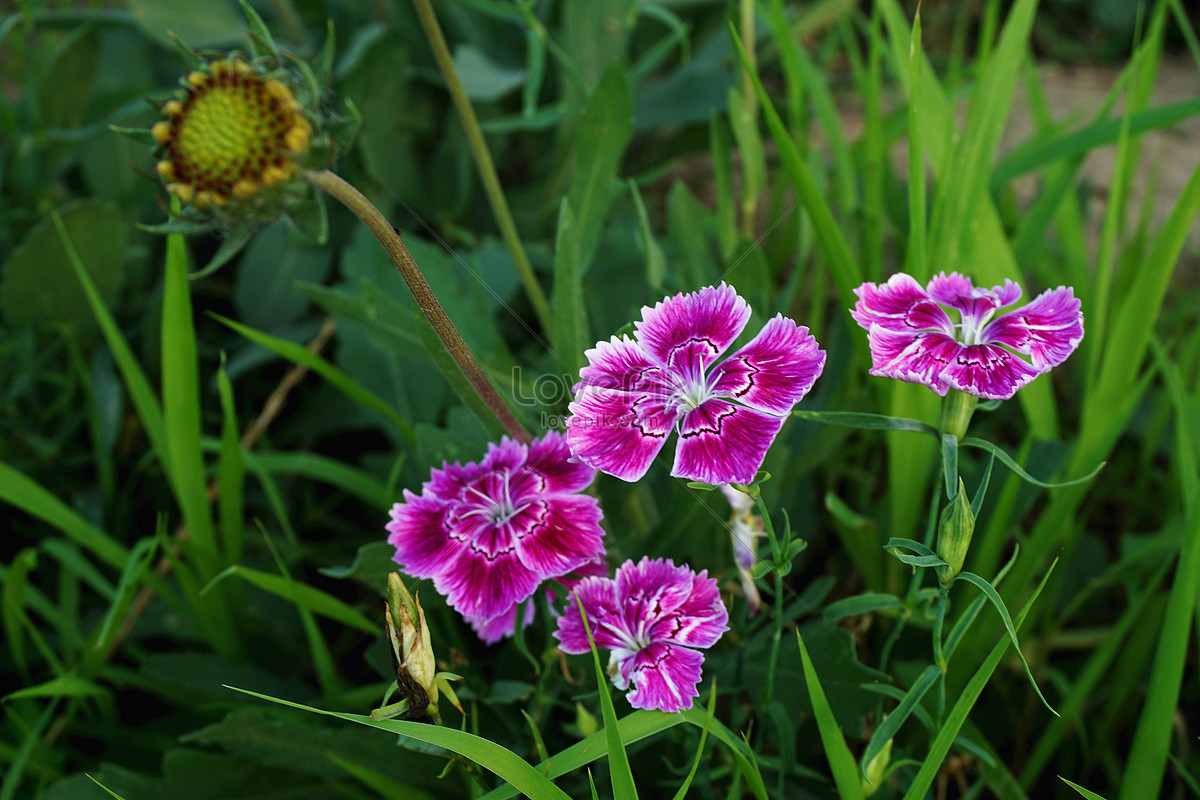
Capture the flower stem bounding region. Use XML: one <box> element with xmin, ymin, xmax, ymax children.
<box><xmin>939</xmin><ymin>389</ymin><xmax>979</xmax><ymax>440</ymax></box>
<box><xmin>409</xmin><ymin>0</ymin><xmax>553</xmax><ymax>335</ymax></box>
<box><xmin>305</xmin><ymin>169</ymin><xmax>531</xmax><ymax>444</ymax></box>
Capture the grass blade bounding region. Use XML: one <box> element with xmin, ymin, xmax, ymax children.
<box><xmin>227</xmin><ymin>686</ymin><xmax>574</xmax><ymax>800</ymax></box>
<box><xmin>552</xmin><ymin>199</ymin><xmax>587</xmax><ymax>378</ymax></box>
<box><xmin>204</xmin><ymin>565</ymin><xmax>376</xmax><ymax>634</ymax></box>
<box><xmin>797</xmin><ymin>629</ymin><xmax>866</xmax><ymax>800</ymax></box>
<box><xmin>212</xmin><ymin>313</ymin><xmax>416</xmax><ymax>445</ymax></box>
<box><xmin>576</xmin><ymin>598</ymin><xmax>639</xmax><ymax>800</ymax></box>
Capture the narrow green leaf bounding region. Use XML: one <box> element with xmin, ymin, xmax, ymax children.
<box><xmin>212</xmin><ymin>314</ymin><xmax>416</xmax><ymax>446</ymax></box>
<box><xmin>243</xmin><ymin>450</ymin><xmax>394</xmax><ymax>510</ymax></box>
<box><xmin>796</xmin><ymin>630</ymin><xmax>866</xmax><ymax>800</ymax></box>
<box><xmin>729</xmin><ymin>26</ymin><xmax>861</xmax><ymax>312</ymax></box>
<box><xmin>161</xmin><ymin>226</ymin><xmax>217</xmax><ymax>570</ymax></box>
<box><xmin>862</xmin><ymin>664</ymin><xmax>941</xmax><ymax>781</ymax></box>
<box><xmin>215</xmin><ymin>361</ymin><xmax>245</xmax><ymax>567</ymax></box>
<box><xmin>1119</xmin><ymin>360</ymin><xmax>1200</xmax><ymax>800</ymax></box>
<box><xmin>992</xmin><ymin>97</ymin><xmax>1200</xmax><ymax>187</ymax></box>
<box><xmin>577</xmin><ymin>597</ymin><xmax>639</xmax><ymax>800</ymax></box>
<box><xmin>0</xmin><ymin>460</ymin><xmax>126</xmax><ymax>569</ymax></box>
<box><xmin>228</xmin><ymin>687</ymin><xmax>574</xmax><ymax>800</ymax></box>
<box><xmin>906</xmin><ymin>10</ymin><xmax>926</xmax><ymax>277</ymax></box>
<box><xmin>91</xmin><ymin>536</ymin><xmax>158</xmax><ymax>655</ymax></box>
<box><xmin>84</xmin><ymin>775</ymin><xmax>130</xmax><ymax>800</ymax></box>
<box><xmin>628</xmin><ymin>179</ymin><xmax>667</xmax><ymax>289</ymax></box>
<box><xmin>824</xmin><ymin>593</ymin><xmax>905</xmax><ymax>622</ymax></box>
<box><xmin>205</xmin><ymin>565</ymin><xmax>376</xmax><ymax>634</ymax></box>
<box><xmin>954</xmin><ymin>571</ymin><xmax>1057</xmax><ymax>715</ymax></box>
<box><xmin>941</xmin><ymin>433</ymin><xmax>958</xmax><ymax>499</ymax></box>
<box><xmin>1062</xmin><ymin>777</ymin><xmax>1109</xmax><ymax>800</ymax></box>
<box><xmin>793</xmin><ymin>410</ymin><xmax>939</xmax><ymax>437</ymax></box>
<box><xmin>960</xmin><ymin>437</ymin><xmax>1104</xmax><ymax>488</ymax></box>
<box><xmin>55</xmin><ymin>210</ymin><xmax>169</xmax><ymax>475</ymax></box>
<box><xmin>669</xmin><ymin>684</ymin><xmax>717</xmax><ymax>800</ymax></box>
<box><xmin>901</xmin><ymin>559</ymin><xmax>1057</xmax><ymax>800</ymax></box>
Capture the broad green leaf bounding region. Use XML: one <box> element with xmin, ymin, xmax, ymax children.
<box><xmin>233</xmin><ymin>222</ymin><xmax>331</xmax><ymax>330</ymax></box>
<box><xmin>552</xmin><ymin>199</ymin><xmax>587</xmax><ymax>378</ymax></box>
<box><xmin>2</xmin><ymin>201</ymin><xmax>127</xmax><ymax>341</ymax></box>
<box><xmin>412</xmin><ymin>299</ymin><xmax>511</xmax><ymax>441</ymax></box>
<box><xmin>568</xmin><ymin>63</ymin><xmax>633</xmax><ymax>273</ymax></box>
<box><xmin>125</xmin><ymin>0</ymin><xmax>245</xmax><ymax>48</ymax></box>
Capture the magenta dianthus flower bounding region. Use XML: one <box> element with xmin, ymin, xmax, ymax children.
<box><xmin>566</xmin><ymin>283</ymin><xmax>825</xmax><ymax>485</ymax></box>
<box><xmin>464</xmin><ymin>557</ymin><xmax>608</xmax><ymax>645</ymax></box>
<box><xmin>555</xmin><ymin>557</ymin><xmax>729</xmax><ymax>713</ymax></box>
<box><xmin>851</xmin><ymin>272</ymin><xmax>1084</xmax><ymax>400</ymax></box>
<box><xmin>386</xmin><ymin>432</ymin><xmax>605</xmax><ymax>634</ymax></box>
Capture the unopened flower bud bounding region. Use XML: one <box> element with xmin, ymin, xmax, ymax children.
<box><xmin>936</xmin><ymin>478</ymin><xmax>974</xmax><ymax>585</ymax></box>
<box><xmin>862</xmin><ymin>737</ymin><xmax>893</xmax><ymax>796</ymax></box>
<box><xmin>386</xmin><ymin>572</ymin><xmax>438</xmax><ymax>710</ymax></box>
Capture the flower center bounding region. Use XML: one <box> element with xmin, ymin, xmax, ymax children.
<box><xmin>152</xmin><ymin>59</ymin><xmax>312</xmax><ymax>208</ymax></box>
<box><xmin>957</xmin><ymin>306</ymin><xmax>998</xmax><ymax>346</ymax></box>
<box><xmin>672</xmin><ymin>376</ymin><xmax>713</xmax><ymax>414</ymax></box>
<box><xmin>462</xmin><ymin>469</ymin><xmax>528</xmax><ymax>527</ymax></box>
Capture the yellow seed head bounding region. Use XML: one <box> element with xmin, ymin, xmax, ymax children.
<box><xmin>152</xmin><ymin>58</ymin><xmax>312</xmax><ymax>211</ymax></box>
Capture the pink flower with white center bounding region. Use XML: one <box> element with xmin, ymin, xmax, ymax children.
<box><xmin>386</xmin><ymin>432</ymin><xmax>605</xmax><ymax>633</ymax></box>
<box><xmin>555</xmin><ymin>557</ymin><xmax>729</xmax><ymax>713</ymax></box>
<box><xmin>566</xmin><ymin>283</ymin><xmax>826</xmax><ymax>485</ymax></box>
<box><xmin>851</xmin><ymin>272</ymin><xmax>1084</xmax><ymax>400</ymax></box>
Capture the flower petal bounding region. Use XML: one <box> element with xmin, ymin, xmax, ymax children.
<box><xmin>943</xmin><ymin>343</ymin><xmax>1041</xmax><ymax>401</ymax></box>
<box><xmin>634</xmin><ymin>283</ymin><xmax>751</xmax><ymax>374</ymax></box>
<box><xmin>865</xmin><ymin>327</ymin><xmax>958</xmax><ymax>396</ymax></box>
<box><xmin>423</xmin><ymin>459</ymin><xmax>487</xmax><ymax>501</ymax></box>
<box><xmin>984</xmin><ymin>286</ymin><xmax>1084</xmax><ymax>371</ymax></box>
<box><xmin>566</xmin><ymin>389</ymin><xmax>676</xmax><ymax>482</ymax></box>
<box><xmin>927</xmin><ymin>271</ymin><xmax>1022</xmax><ymax>321</ymax></box>
<box><xmin>387</xmin><ymin>492</ymin><xmax>460</xmax><ymax>577</ymax></box>
<box><xmin>479</xmin><ymin>436</ymin><xmax>529</xmax><ymax>476</ymax></box>
<box><xmin>710</xmin><ymin>315</ymin><xmax>826</xmax><ymax>414</ymax></box>
<box><xmin>656</xmin><ymin>571</ymin><xmax>729</xmax><ymax>648</ymax></box>
<box><xmin>576</xmin><ymin>335</ymin><xmax>669</xmax><ymax>394</ymax></box>
<box><xmin>517</xmin><ymin>430</ymin><xmax>596</xmax><ymax>496</ymax></box>
<box><xmin>433</xmin><ymin>546</ymin><xmax>543</xmax><ymax>621</ymax></box>
<box><xmin>851</xmin><ymin>273</ymin><xmax>954</xmax><ymax>335</ymax></box>
<box><xmin>555</xmin><ymin>577</ymin><xmax>625</xmax><ymax>653</ymax></box>
<box><xmin>514</xmin><ymin>495</ymin><xmax>606</xmax><ymax>577</ymax></box>
<box><xmin>672</xmin><ymin>399</ymin><xmax>785</xmax><ymax>485</ymax></box>
<box><xmin>467</xmin><ymin>599</ymin><xmax>537</xmax><ymax>645</ymax></box>
<box><xmin>623</xmin><ymin>642</ymin><xmax>704</xmax><ymax>712</ymax></box>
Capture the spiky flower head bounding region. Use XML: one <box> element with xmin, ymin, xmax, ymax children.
<box><xmin>137</xmin><ymin>3</ymin><xmax>359</xmax><ymax>257</ymax></box>
<box><xmin>151</xmin><ymin>55</ymin><xmax>313</xmax><ymax>213</ymax></box>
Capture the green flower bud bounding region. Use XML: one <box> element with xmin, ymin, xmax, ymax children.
<box><xmin>861</xmin><ymin>737</ymin><xmax>893</xmax><ymax>797</ymax></box>
<box><xmin>936</xmin><ymin>478</ymin><xmax>975</xmax><ymax>585</ymax></box>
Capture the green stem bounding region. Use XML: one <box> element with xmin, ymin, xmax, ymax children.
<box><xmin>305</xmin><ymin>169</ymin><xmax>531</xmax><ymax>444</ymax></box>
<box><xmin>939</xmin><ymin>390</ymin><xmax>979</xmax><ymax>441</ymax></box>
<box><xmin>410</xmin><ymin>0</ymin><xmax>553</xmax><ymax>335</ymax></box>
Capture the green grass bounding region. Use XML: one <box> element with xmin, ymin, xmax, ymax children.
<box><xmin>2</xmin><ymin>0</ymin><xmax>1199</xmax><ymax>798</ymax></box>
